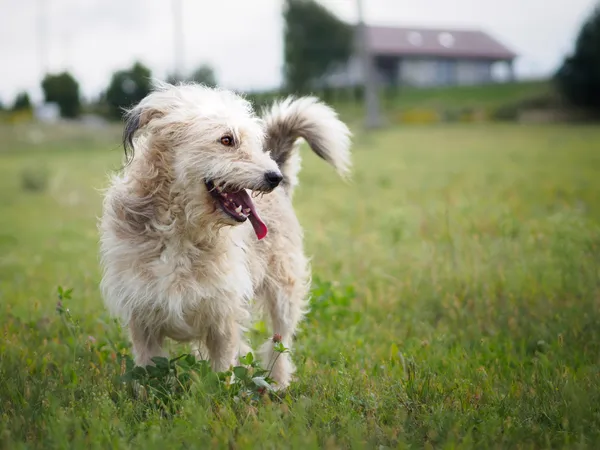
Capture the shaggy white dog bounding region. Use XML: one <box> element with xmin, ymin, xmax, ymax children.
<box><xmin>98</xmin><ymin>81</ymin><xmax>351</xmax><ymax>389</ymax></box>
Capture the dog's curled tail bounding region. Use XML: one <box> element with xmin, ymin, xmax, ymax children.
<box><xmin>262</xmin><ymin>96</ymin><xmax>352</xmax><ymax>192</ymax></box>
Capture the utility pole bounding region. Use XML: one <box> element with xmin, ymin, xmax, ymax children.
<box><xmin>37</xmin><ymin>0</ymin><xmax>49</xmax><ymax>78</ymax></box>
<box><xmin>172</xmin><ymin>0</ymin><xmax>185</xmax><ymax>80</ymax></box>
<box><xmin>356</xmin><ymin>0</ymin><xmax>381</xmax><ymax>129</ymax></box>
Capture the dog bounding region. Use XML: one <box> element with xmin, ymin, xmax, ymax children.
<box><xmin>98</xmin><ymin>81</ymin><xmax>351</xmax><ymax>389</ymax></box>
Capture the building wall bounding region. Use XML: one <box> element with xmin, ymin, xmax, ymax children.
<box><xmin>397</xmin><ymin>58</ymin><xmax>439</xmax><ymax>87</ymax></box>
<box><xmin>319</xmin><ymin>55</ymin><xmax>497</xmax><ymax>88</ymax></box>
<box><xmin>397</xmin><ymin>57</ymin><xmax>494</xmax><ymax>87</ymax></box>
<box><xmin>455</xmin><ymin>60</ymin><xmax>493</xmax><ymax>85</ymax></box>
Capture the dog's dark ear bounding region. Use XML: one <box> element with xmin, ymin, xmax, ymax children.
<box><xmin>122</xmin><ymin>107</ymin><xmax>163</xmax><ymax>164</ymax></box>
<box><xmin>122</xmin><ymin>109</ymin><xmax>140</xmax><ymax>163</ymax></box>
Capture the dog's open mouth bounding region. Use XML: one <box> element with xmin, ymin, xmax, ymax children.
<box><xmin>205</xmin><ymin>180</ymin><xmax>268</xmax><ymax>240</ymax></box>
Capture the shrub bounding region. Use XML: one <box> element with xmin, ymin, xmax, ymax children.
<box><xmin>490</xmin><ymin>103</ymin><xmax>520</xmax><ymax>121</ymax></box>
<box><xmin>20</xmin><ymin>165</ymin><xmax>49</xmax><ymax>192</ymax></box>
<box><xmin>398</xmin><ymin>108</ymin><xmax>440</xmax><ymax>124</ymax></box>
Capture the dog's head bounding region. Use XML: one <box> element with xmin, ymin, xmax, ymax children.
<box><xmin>123</xmin><ymin>81</ymin><xmax>282</xmax><ymax>239</ymax></box>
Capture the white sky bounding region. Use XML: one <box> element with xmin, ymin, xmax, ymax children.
<box><xmin>0</xmin><ymin>0</ymin><xmax>597</xmax><ymax>103</ymax></box>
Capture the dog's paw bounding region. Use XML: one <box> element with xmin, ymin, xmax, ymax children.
<box><xmin>268</xmin><ymin>356</ymin><xmax>295</xmax><ymax>391</ymax></box>
<box><xmin>270</xmin><ymin>380</ymin><xmax>291</xmax><ymax>392</ymax></box>
<box><xmin>129</xmin><ymin>379</ymin><xmax>148</xmax><ymax>400</ymax></box>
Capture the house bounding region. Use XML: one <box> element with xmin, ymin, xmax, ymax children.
<box><xmin>34</xmin><ymin>102</ymin><xmax>61</xmax><ymax>123</ymax></box>
<box><xmin>323</xmin><ymin>25</ymin><xmax>517</xmax><ymax>88</ymax></box>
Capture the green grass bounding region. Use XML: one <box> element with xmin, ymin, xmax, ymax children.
<box><xmin>248</xmin><ymin>80</ymin><xmax>551</xmax><ymax>125</ymax></box>
<box><xmin>384</xmin><ymin>80</ymin><xmax>551</xmax><ymax>109</ymax></box>
<box><xmin>1</xmin><ymin>121</ymin><xmax>600</xmax><ymax>449</ymax></box>
<box><xmin>319</xmin><ymin>80</ymin><xmax>552</xmax><ymax>123</ymax></box>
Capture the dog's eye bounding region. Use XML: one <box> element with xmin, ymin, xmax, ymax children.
<box><xmin>220</xmin><ymin>135</ymin><xmax>234</xmax><ymax>147</ymax></box>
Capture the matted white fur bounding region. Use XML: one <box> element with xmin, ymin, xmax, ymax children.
<box><xmin>98</xmin><ymin>81</ymin><xmax>351</xmax><ymax>389</ymax></box>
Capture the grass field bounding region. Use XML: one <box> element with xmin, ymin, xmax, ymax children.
<box><xmin>1</xmin><ymin>121</ymin><xmax>600</xmax><ymax>449</ymax></box>
<box><xmin>382</xmin><ymin>80</ymin><xmax>550</xmax><ymax>109</ymax></box>
<box><xmin>242</xmin><ymin>80</ymin><xmax>551</xmax><ymax>125</ymax></box>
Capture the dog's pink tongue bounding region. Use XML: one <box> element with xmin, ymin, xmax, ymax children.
<box><xmin>239</xmin><ymin>190</ymin><xmax>268</xmax><ymax>240</ymax></box>
<box><xmin>248</xmin><ymin>213</ymin><xmax>268</xmax><ymax>240</ymax></box>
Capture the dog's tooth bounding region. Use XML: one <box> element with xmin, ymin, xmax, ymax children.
<box><xmin>235</xmin><ymin>205</ymin><xmax>242</xmax><ymax>214</ymax></box>
<box><xmin>243</xmin><ymin>208</ymin><xmax>251</xmax><ymax>214</ymax></box>
<box><xmin>222</xmin><ymin>192</ymin><xmax>228</xmax><ymax>197</ymax></box>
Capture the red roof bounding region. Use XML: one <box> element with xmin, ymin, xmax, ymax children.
<box><xmin>366</xmin><ymin>26</ymin><xmax>517</xmax><ymax>60</ymax></box>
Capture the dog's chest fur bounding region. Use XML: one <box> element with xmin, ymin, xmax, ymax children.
<box><xmin>154</xmin><ymin>233</ymin><xmax>252</xmax><ymax>297</ymax></box>
<box><xmin>152</xmin><ymin>232</ymin><xmax>257</xmax><ymax>339</ymax></box>
<box><xmin>102</xmin><ymin>217</ymin><xmax>262</xmax><ymax>341</ymax></box>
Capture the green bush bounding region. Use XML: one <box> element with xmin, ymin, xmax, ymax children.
<box><xmin>490</xmin><ymin>103</ymin><xmax>520</xmax><ymax>121</ymax></box>
<box><xmin>20</xmin><ymin>165</ymin><xmax>49</xmax><ymax>192</ymax></box>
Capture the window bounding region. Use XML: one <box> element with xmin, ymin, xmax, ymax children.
<box><xmin>408</xmin><ymin>31</ymin><xmax>423</xmax><ymax>46</ymax></box>
<box><xmin>438</xmin><ymin>32</ymin><xmax>455</xmax><ymax>48</ymax></box>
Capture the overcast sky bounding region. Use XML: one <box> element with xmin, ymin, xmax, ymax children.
<box><xmin>0</xmin><ymin>0</ymin><xmax>597</xmax><ymax>103</ymax></box>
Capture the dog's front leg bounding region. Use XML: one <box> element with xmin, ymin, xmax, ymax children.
<box><xmin>129</xmin><ymin>319</ymin><xmax>167</xmax><ymax>367</ymax></box>
<box><xmin>205</xmin><ymin>319</ymin><xmax>241</xmax><ymax>373</ymax></box>
<box><xmin>257</xmin><ymin>279</ymin><xmax>309</xmax><ymax>390</ymax></box>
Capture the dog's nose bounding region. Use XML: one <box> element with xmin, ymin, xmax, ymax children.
<box><xmin>264</xmin><ymin>171</ymin><xmax>283</xmax><ymax>189</ymax></box>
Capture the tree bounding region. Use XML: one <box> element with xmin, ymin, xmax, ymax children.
<box><xmin>165</xmin><ymin>73</ymin><xmax>184</xmax><ymax>85</ymax></box>
<box><xmin>105</xmin><ymin>61</ymin><xmax>152</xmax><ymax>119</ymax></box>
<box><xmin>283</xmin><ymin>0</ymin><xmax>353</xmax><ymax>94</ymax></box>
<box><xmin>166</xmin><ymin>64</ymin><xmax>218</xmax><ymax>87</ymax></box>
<box><xmin>189</xmin><ymin>64</ymin><xmax>217</xmax><ymax>87</ymax></box>
<box><xmin>555</xmin><ymin>6</ymin><xmax>600</xmax><ymax>111</ymax></box>
<box><xmin>41</xmin><ymin>72</ymin><xmax>81</xmax><ymax>118</ymax></box>
<box><xmin>12</xmin><ymin>92</ymin><xmax>32</xmax><ymax>111</ymax></box>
